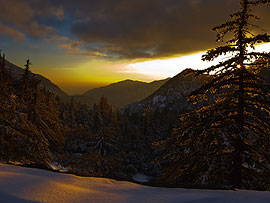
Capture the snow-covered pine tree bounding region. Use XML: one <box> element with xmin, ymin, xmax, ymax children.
<box><xmin>89</xmin><ymin>97</ymin><xmax>119</xmax><ymax>156</ymax></box>
<box><xmin>159</xmin><ymin>0</ymin><xmax>270</xmax><ymax>189</ymax></box>
<box><xmin>92</xmin><ymin>103</ymin><xmax>103</xmax><ymax>133</ymax></box>
<box><xmin>98</xmin><ymin>96</ymin><xmax>111</xmax><ymax>124</ymax></box>
<box><xmin>91</xmin><ymin>126</ymin><xmax>118</xmax><ymax>156</ymax></box>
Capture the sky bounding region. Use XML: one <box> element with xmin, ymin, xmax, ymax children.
<box><xmin>0</xmin><ymin>0</ymin><xmax>270</xmax><ymax>94</ymax></box>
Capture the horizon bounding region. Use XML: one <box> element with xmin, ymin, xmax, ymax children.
<box><xmin>1</xmin><ymin>0</ymin><xmax>270</xmax><ymax>94</ymax></box>
<box><xmin>5</xmin><ymin>42</ymin><xmax>270</xmax><ymax>95</ymax></box>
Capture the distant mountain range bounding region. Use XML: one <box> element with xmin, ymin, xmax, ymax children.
<box><xmin>5</xmin><ymin>59</ymin><xmax>170</xmax><ymax>108</ymax></box>
<box><xmin>6</xmin><ymin>58</ymin><xmax>270</xmax><ymax>117</ymax></box>
<box><xmin>73</xmin><ymin>79</ymin><xmax>170</xmax><ymax>108</ymax></box>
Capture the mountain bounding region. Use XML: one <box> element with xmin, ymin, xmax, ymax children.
<box><xmin>123</xmin><ymin>67</ymin><xmax>270</xmax><ymax>140</ymax></box>
<box><xmin>73</xmin><ymin>78</ymin><xmax>170</xmax><ymax>108</ymax></box>
<box><xmin>5</xmin><ymin>59</ymin><xmax>69</xmax><ymax>99</ymax></box>
<box><xmin>125</xmin><ymin>66</ymin><xmax>270</xmax><ymax>115</ymax></box>
<box><xmin>121</xmin><ymin>69</ymin><xmax>211</xmax><ymax>140</ymax></box>
<box><xmin>4</xmin><ymin>59</ymin><xmax>169</xmax><ymax>107</ymax></box>
<box><xmin>124</xmin><ymin>69</ymin><xmax>211</xmax><ymax>115</ymax></box>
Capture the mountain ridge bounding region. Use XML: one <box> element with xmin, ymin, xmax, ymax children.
<box><xmin>123</xmin><ymin>68</ymin><xmax>211</xmax><ymax>114</ymax></box>
<box><xmin>74</xmin><ymin>78</ymin><xmax>170</xmax><ymax>108</ymax></box>
<box><xmin>4</xmin><ymin>59</ymin><xmax>169</xmax><ymax>108</ymax></box>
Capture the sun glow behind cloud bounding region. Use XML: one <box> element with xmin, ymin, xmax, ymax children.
<box><xmin>35</xmin><ymin>42</ymin><xmax>270</xmax><ymax>95</ymax></box>
<box><xmin>127</xmin><ymin>43</ymin><xmax>270</xmax><ymax>79</ymax></box>
<box><xmin>127</xmin><ymin>53</ymin><xmax>215</xmax><ymax>79</ymax></box>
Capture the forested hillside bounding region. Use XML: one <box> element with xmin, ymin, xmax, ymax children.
<box><xmin>0</xmin><ymin>55</ymin><xmax>157</xmax><ymax>180</ymax></box>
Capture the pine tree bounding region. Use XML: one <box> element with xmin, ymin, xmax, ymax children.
<box><xmin>19</xmin><ymin>59</ymin><xmax>32</xmax><ymax>102</ymax></box>
<box><xmin>0</xmin><ymin>53</ymin><xmax>7</xmax><ymax>81</ymax></box>
<box><xmin>143</xmin><ymin>106</ymin><xmax>150</xmax><ymax>136</ymax></box>
<box><xmin>70</xmin><ymin>97</ymin><xmax>75</xmax><ymax>129</ymax></box>
<box><xmin>92</xmin><ymin>103</ymin><xmax>103</xmax><ymax>133</ymax></box>
<box><xmin>23</xmin><ymin>59</ymin><xmax>31</xmax><ymax>81</ymax></box>
<box><xmin>91</xmin><ymin>126</ymin><xmax>118</xmax><ymax>156</ymax></box>
<box><xmin>98</xmin><ymin>96</ymin><xmax>111</xmax><ymax>123</ymax></box>
<box><xmin>113</xmin><ymin>109</ymin><xmax>119</xmax><ymax>129</ymax></box>
<box><xmin>159</xmin><ymin>0</ymin><xmax>270</xmax><ymax>189</ymax></box>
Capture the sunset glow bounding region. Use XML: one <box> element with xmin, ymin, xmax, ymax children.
<box><xmin>127</xmin><ymin>52</ymin><xmax>216</xmax><ymax>79</ymax></box>
<box><xmin>1</xmin><ymin>1</ymin><xmax>269</xmax><ymax>94</ymax></box>
<box><xmin>127</xmin><ymin>43</ymin><xmax>270</xmax><ymax>80</ymax></box>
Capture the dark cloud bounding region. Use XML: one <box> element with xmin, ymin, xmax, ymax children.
<box><xmin>0</xmin><ymin>23</ymin><xmax>25</xmax><ymax>41</ymax></box>
<box><xmin>69</xmin><ymin>0</ymin><xmax>241</xmax><ymax>59</ymax></box>
<box><xmin>1</xmin><ymin>0</ymin><xmax>269</xmax><ymax>59</ymax></box>
<box><xmin>0</xmin><ymin>0</ymin><xmax>62</xmax><ymax>39</ymax></box>
<box><xmin>68</xmin><ymin>0</ymin><xmax>270</xmax><ymax>59</ymax></box>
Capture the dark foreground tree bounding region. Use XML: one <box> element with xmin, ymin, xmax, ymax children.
<box><xmin>159</xmin><ymin>0</ymin><xmax>270</xmax><ymax>189</ymax></box>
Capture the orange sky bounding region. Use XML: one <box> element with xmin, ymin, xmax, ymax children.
<box><xmin>34</xmin><ymin>43</ymin><xmax>269</xmax><ymax>95</ymax></box>
<box><xmin>1</xmin><ymin>0</ymin><xmax>269</xmax><ymax>95</ymax></box>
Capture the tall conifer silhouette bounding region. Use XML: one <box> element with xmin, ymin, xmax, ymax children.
<box><xmin>160</xmin><ymin>0</ymin><xmax>270</xmax><ymax>189</ymax></box>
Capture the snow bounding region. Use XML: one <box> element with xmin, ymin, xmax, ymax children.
<box><xmin>49</xmin><ymin>162</ymin><xmax>69</xmax><ymax>173</ymax></box>
<box><xmin>132</xmin><ymin>173</ymin><xmax>150</xmax><ymax>183</ymax></box>
<box><xmin>153</xmin><ymin>95</ymin><xmax>160</xmax><ymax>105</ymax></box>
<box><xmin>159</xmin><ymin>104</ymin><xmax>166</xmax><ymax>108</ymax></box>
<box><xmin>1</xmin><ymin>164</ymin><xmax>270</xmax><ymax>203</ymax></box>
<box><xmin>152</xmin><ymin>95</ymin><xmax>166</xmax><ymax>106</ymax></box>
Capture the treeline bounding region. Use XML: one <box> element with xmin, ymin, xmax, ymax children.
<box><xmin>0</xmin><ymin>56</ymin><xmax>157</xmax><ymax>180</ymax></box>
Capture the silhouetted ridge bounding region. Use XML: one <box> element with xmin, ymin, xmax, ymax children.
<box><xmin>74</xmin><ymin>78</ymin><xmax>170</xmax><ymax>108</ymax></box>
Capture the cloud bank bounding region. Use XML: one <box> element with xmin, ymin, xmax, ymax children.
<box><xmin>0</xmin><ymin>0</ymin><xmax>269</xmax><ymax>60</ymax></box>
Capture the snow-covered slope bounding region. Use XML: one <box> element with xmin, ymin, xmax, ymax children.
<box><xmin>1</xmin><ymin>164</ymin><xmax>270</xmax><ymax>203</ymax></box>
<box><xmin>123</xmin><ymin>69</ymin><xmax>210</xmax><ymax>115</ymax></box>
